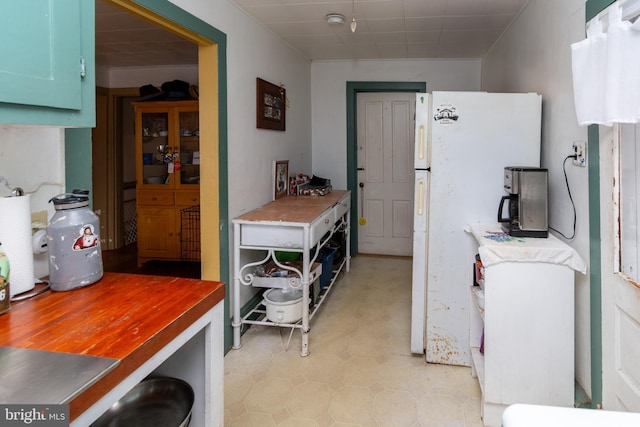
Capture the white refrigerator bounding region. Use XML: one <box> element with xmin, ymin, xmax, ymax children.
<box><xmin>410</xmin><ymin>91</ymin><xmax>542</xmax><ymax>366</ymax></box>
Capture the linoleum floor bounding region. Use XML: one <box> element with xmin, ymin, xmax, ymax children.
<box><xmin>224</xmin><ymin>255</ymin><xmax>483</xmax><ymax>427</ymax></box>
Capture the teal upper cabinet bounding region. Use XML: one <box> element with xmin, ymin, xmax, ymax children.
<box><xmin>0</xmin><ymin>0</ymin><xmax>95</xmax><ymax>127</ymax></box>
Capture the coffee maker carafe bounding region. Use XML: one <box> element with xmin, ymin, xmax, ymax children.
<box><xmin>498</xmin><ymin>166</ymin><xmax>548</xmax><ymax>238</ymax></box>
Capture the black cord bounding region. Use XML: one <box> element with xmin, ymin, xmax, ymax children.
<box><xmin>549</xmin><ymin>155</ymin><xmax>577</xmax><ymax>240</ymax></box>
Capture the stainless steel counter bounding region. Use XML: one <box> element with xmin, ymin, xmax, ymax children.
<box><xmin>0</xmin><ymin>346</ymin><xmax>119</xmax><ymax>404</ymax></box>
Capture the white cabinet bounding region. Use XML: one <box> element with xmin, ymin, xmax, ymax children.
<box><xmin>467</xmin><ymin>223</ymin><xmax>586</xmax><ymax>427</ymax></box>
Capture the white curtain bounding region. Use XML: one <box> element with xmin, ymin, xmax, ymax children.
<box><xmin>572</xmin><ymin>1</ymin><xmax>640</xmax><ymax>126</ymax></box>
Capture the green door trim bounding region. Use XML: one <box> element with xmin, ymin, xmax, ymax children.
<box><xmin>132</xmin><ymin>0</ymin><xmax>231</xmax><ymax>353</ymax></box>
<box><xmin>587</xmin><ymin>124</ymin><xmax>602</xmax><ymax>408</ymax></box>
<box><xmin>586</xmin><ymin>0</ymin><xmax>616</xmax><ymax>21</ymax></box>
<box><xmin>66</xmin><ymin>0</ymin><xmax>232</xmax><ymax>352</ymax></box>
<box><xmin>65</xmin><ymin>128</ymin><xmax>93</xmax><ymax>202</ymax></box>
<box><xmin>585</xmin><ymin>0</ymin><xmax>609</xmax><ymax>408</ymax></box>
<box><xmin>345</xmin><ymin>81</ymin><xmax>426</xmax><ymax>255</ymax></box>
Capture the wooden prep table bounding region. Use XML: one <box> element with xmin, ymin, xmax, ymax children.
<box><xmin>0</xmin><ymin>273</ymin><xmax>225</xmax><ymax>427</ymax></box>
<box><xmin>232</xmin><ymin>190</ymin><xmax>351</xmax><ymax>356</ymax></box>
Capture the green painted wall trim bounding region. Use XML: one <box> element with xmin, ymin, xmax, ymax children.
<box><xmin>586</xmin><ymin>0</ymin><xmax>616</xmax><ymax>21</ymax></box>
<box><xmin>346</xmin><ymin>81</ymin><xmax>426</xmax><ymax>255</ymax></box>
<box><xmin>588</xmin><ymin>124</ymin><xmax>603</xmax><ymax>408</ymax></box>
<box><xmin>64</xmin><ymin>128</ymin><xmax>94</xmax><ymax>205</ymax></box>
<box><xmin>585</xmin><ymin>0</ymin><xmax>608</xmax><ymax>408</ymax></box>
<box><xmin>238</xmin><ymin>290</ymin><xmax>267</xmax><ymax>334</ymax></box>
<box><xmin>133</xmin><ymin>0</ymin><xmax>231</xmax><ymax>353</ymax></box>
<box><xmin>133</xmin><ymin>0</ymin><xmax>227</xmax><ymax>41</ymax></box>
<box><xmin>217</xmin><ymin>46</ymin><xmax>231</xmax><ymax>354</ymax></box>
<box><xmin>64</xmin><ymin>0</ymin><xmax>231</xmax><ymax>351</ymax></box>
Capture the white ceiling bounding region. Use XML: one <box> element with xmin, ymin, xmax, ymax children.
<box><xmin>95</xmin><ymin>0</ymin><xmax>529</xmax><ymax>68</ymax></box>
<box><xmin>95</xmin><ymin>0</ymin><xmax>198</xmax><ymax>68</ymax></box>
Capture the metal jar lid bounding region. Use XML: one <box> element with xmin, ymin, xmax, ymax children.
<box><xmin>264</xmin><ymin>288</ymin><xmax>303</xmax><ymax>304</ymax></box>
<box><xmin>49</xmin><ymin>189</ymin><xmax>90</xmax><ymax>210</ymax></box>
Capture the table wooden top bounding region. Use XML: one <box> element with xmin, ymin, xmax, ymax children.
<box><xmin>234</xmin><ymin>190</ymin><xmax>349</xmax><ymax>224</ymax></box>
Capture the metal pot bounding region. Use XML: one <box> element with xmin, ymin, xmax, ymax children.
<box><xmin>264</xmin><ymin>288</ymin><xmax>303</xmax><ymax>323</ymax></box>
<box><xmin>90</xmin><ymin>377</ymin><xmax>194</xmax><ymax>427</ymax></box>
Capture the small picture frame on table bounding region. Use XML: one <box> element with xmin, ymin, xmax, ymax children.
<box><xmin>273</xmin><ymin>160</ymin><xmax>289</xmax><ymax>200</ymax></box>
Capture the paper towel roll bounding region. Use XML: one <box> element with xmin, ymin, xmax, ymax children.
<box><xmin>0</xmin><ymin>194</ymin><xmax>35</xmax><ymax>297</ymax></box>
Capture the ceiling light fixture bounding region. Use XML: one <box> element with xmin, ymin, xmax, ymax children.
<box><xmin>350</xmin><ymin>0</ymin><xmax>357</xmax><ymax>32</ymax></box>
<box><xmin>326</xmin><ymin>13</ymin><xmax>345</xmax><ymax>25</ymax></box>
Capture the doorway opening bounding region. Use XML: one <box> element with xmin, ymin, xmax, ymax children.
<box><xmin>346</xmin><ymin>81</ymin><xmax>426</xmax><ymax>255</ymax></box>
<box><xmin>94</xmin><ymin>0</ymin><xmax>232</xmax><ymax>349</ymax></box>
<box><xmin>356</xmin><ymin>92</ymin><xmax>415</xmax><ymax>256</ymax></box>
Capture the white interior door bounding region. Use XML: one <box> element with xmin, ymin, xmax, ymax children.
<box><xmin>603</xmin><ymin>123</ymin><xmax>640</xmax><ymax>411</ymax></box>
<box><xmin>356</xmin><ymin>92</ymin><xmax>415</xmax><ymax>256</ymax></box>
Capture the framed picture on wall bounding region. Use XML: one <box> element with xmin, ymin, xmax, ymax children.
<box><xmin>257</xmin><ymin>78</ymin><xmax>286</xmax><ymax>131</ymax></box>
<box><xmin>273</xmin><ymin>160</ymin><xmax>289</xmax><ymax>200</ymax></box>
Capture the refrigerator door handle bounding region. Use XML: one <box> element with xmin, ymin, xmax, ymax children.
<box><xmin>417</xmin><ymin>125</ymin><xmax>426</xmax><ymax>160</ymax></box>
<box><xmin>417</xmin><ymin>178</ymin><xmax>425</xmax><ymax>216</ymax></box>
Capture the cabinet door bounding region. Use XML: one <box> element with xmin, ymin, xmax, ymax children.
<box><xmin>175</xmin><ymin>107</ymin><xmax>200</xmax><ymax>188</ymax></box>
<box><xmin>135</xmin><ymin>101</ymin><xmax>199</xmax><ymax>190</ymax></box>
<box><xmin>0</xmin><ymin>0</ymin><xmax>95</xmax><ymax>127</ymax></box>
<box><xmin>138</xmin><ymin>109</ymin><xmax>173</xmax><ymax>188</ymax></box>
<box><xmin>137</xmin><ymin>207</ymin><xmax>179</xmax><ymax>260</ymax></box>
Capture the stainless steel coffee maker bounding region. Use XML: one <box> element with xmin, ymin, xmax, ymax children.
<box><xmin>498</xmin><ymin>166</ymin><xmax>548</xmax><ymax>238</ymax></box>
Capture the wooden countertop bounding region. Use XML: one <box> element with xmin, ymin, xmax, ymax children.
<box><xmin>0</xmin><ymin>272</ymin><xmax>225</xmax><ymax>420</ymax></box>
<box><xmin>234</xmin><ymin>190</ymin><xmax>349</xmax><ymax>224</ymax></box>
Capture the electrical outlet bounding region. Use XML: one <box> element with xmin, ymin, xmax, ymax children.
<box><xmin>572</xmin><ymin>141</ymin><xmax>587</xmax><ymax>167</ymax></box>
